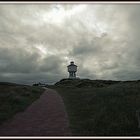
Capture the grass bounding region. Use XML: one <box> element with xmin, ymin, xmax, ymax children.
<box><xmin>53</xmin><ymin>80</ymin><xmax>140</xmax><ymax>136</ymax></box>
<box><xmin>0</xmin><ymin>84</ymin><xmax>44</xmax><ymax>125</ymax></box>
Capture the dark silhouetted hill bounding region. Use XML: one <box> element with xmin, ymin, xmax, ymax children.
<box><xmin>55</xmin><ymin>78</ymin><xmax>122</xmax><ymax>88</ymax></box>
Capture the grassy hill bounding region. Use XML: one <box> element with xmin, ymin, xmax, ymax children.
<box><xmin>53</xmin><ymin>78</ymin><xmax>140</xmax><ymax>136</ymax></box>
<box><xmin>0</xmin><ymin>82</ymin><xmax>44</xmax><ymax>125</ymax></box>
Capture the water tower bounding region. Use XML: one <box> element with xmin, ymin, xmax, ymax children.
<box><xmin>67</xmin><ymin>61</ymin><xmax>77</xmax><ymax>79</ymax></box>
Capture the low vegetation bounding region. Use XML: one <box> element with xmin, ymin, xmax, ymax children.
<box><xmin>0</xmin><ymin>82</ymin><xmax>44</xmax><ymax>125</ymax></box>
<box><xmin>54</xmin><ymin>79</ymin><xmax>140</xmax><ymax>136</ymax></box>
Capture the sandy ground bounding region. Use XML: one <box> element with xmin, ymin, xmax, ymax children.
<box><xmin>0</xmin><ymin>88</ymin><xmax>71</xmax><ymax>136</ymax></box>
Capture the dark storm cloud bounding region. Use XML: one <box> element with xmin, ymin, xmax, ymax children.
<box><xmin>39</xmin><ymin>55</ymin><xmax>65</xmax><ymax>74</ymax></box>
<box><xmin>0</xmin><ymin>72</ymin><xmax>63</xmax><ymax>85</ymax></box>
<box><xmin>0</xmin><ymin>46</ymin><xmax>40</xmax><ymax>73</ymax></box>
<box><xmin>69</xmin><ymin>37</ymin><xmax>100</xmax><ymax>57</ymax></box>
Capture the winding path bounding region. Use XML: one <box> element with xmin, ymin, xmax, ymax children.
<box><xmin>0</xmin><ymin>88</ymin><xmax>71</xmax><ymax>136</ymax></box>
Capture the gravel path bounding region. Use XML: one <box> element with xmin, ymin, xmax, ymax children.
<box><xmin>0</xmin><ymin>88</ymin><xmax>71</xmax><ymax>136</ymax></box>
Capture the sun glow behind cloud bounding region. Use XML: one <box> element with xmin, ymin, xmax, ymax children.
<box><xmin>41</xmin><ymin>4</ymin><xmax>87</xmax><ymax>25</ymax></box>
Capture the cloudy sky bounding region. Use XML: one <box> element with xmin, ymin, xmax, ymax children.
<box><xmin>0</xmin><ymin>3</ymin><xmax>140</xmax><ymax>84</ymax></box>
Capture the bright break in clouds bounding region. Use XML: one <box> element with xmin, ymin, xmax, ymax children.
<box><xmin>0</xmin><ymin>3</ymin><xmax>140</xmax><ymax>84</ymax></box>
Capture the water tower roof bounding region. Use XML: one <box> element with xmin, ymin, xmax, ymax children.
<box><xmin>67</xmin><ymin>61</ymin><xmax>77</xmax><ymax>67</ymax></box>
<box><xmin>70</xmin><ymin>61</ymin><xmax>74</xmax><ymax>65</ymax></box>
